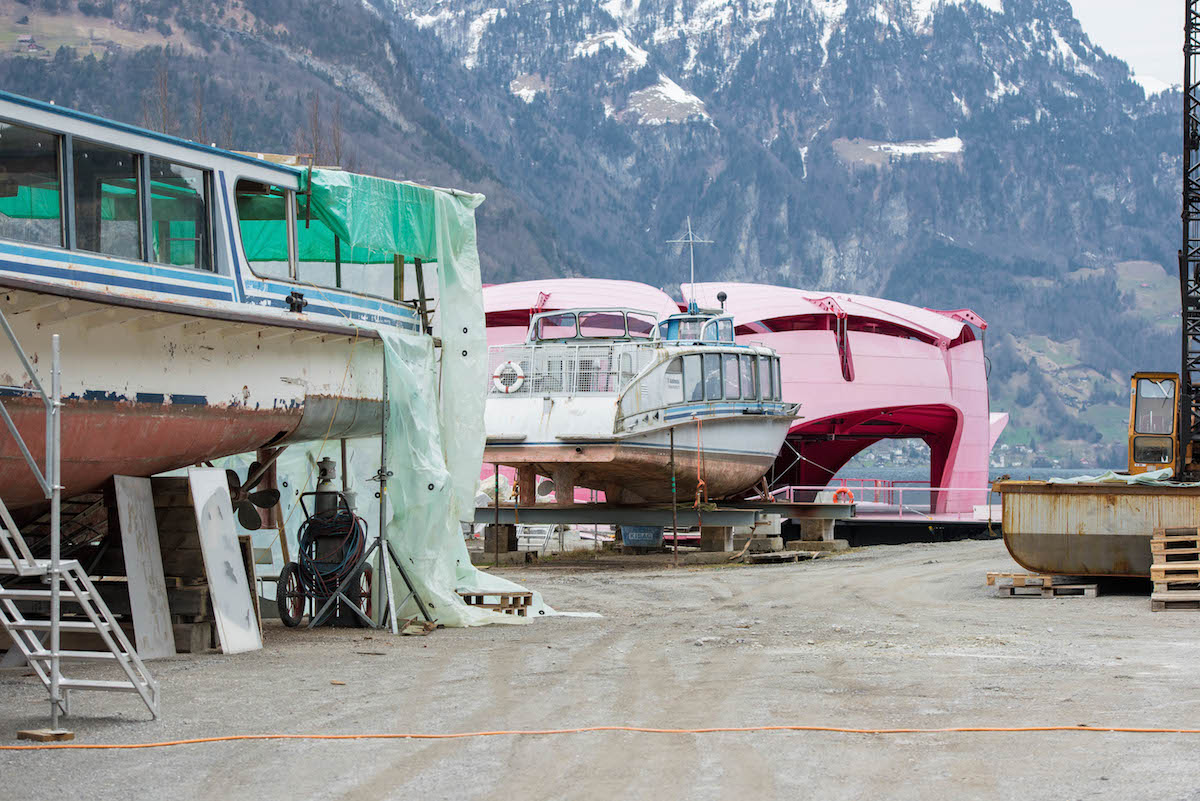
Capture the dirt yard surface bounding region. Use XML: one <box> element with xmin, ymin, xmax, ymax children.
<box><xmin>3</xmin><ymin>539</ymin><xmax>1200</xmax><ymax>800</ymax></box>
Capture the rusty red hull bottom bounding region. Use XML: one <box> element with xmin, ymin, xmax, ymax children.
<box><xmin>0</xmin><ymin>397</ymin><xmax>300</xmax><ymax>509</ymax></box>
<box><xmin>483</xmin><ymin>442</ymin><xmax>773</xmax><ymax>503</ymax></box>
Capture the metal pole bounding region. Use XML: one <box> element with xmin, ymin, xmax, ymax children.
<box><xmin>493</xmin><ymin>466</ymin><xmax>500</xmax><ymax>565</ymax></box>
<box><xmin>48</xmin><ymin>334</ymin><xmax>61</xmax><ymax>730</ymax></box>
<box><xmin>671</xmin><ymin>428</ymin><xmax>678</xmax><ymax>567</ymax></box>
<box><xmin>379</xmin><ymin>354</ymin><xmax>398</xmax><ymax>634</ymax></box>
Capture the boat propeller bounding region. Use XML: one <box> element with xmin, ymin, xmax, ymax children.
<box><xmin>226</xmin><ymin>462</ymin><xmax>282</xmax><ymax>531</ymax></box>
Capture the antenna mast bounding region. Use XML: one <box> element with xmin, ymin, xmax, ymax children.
<box><xmin>667</xmin><ymin>216</ymin><xmax>713</xmax><ymax>307</ymax></box>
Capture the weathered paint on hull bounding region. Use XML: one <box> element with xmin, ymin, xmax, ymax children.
<box><xmin>996</xmin><ymin>480</ymin><xmax>1200</xmax><ymax>577</ymax></box>
<box><xmin>0</xmin><ymin>396</ymin><xmax>301</xmax><ymax>508</ymax></box>
<box><xmin>0</xmin><ymin>292</ymin><xmax>389</xmax><ymax>509</ymax></box>
<box><xmin>483</xmin><ymin>442</ymin><xmax>774</xmax><ymax>503</ymax></box>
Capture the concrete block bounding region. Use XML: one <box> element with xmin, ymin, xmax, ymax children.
<box><xmin>733</xmin><ymin>536</ymin><xmax>784</xmax><ymax>553</ymax></box>
<box><xmin>483</xmin><ymin>524</ymin><xmax>518</xmax><ymax>553</ymax></box>
<box><xmin>752</xmin><ymin>515</ymin><xmax>783</xmax><ymax>535</ymax></box>
<box><xmin>700</xmin><ymin>525</ymin><xmax>733</xmax><ymax>552</ymax></box>
<box><xmin>796</xmin><ymin>518</ymin><xmax>836</xmax><ymax>542</ymax></box>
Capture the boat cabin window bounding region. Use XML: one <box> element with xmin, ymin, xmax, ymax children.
<box><xmin>723</xmin><ymin>353</ymin><xmax>740</xmax><ymax>399</ymax></box>
<box><xmin>683</xmin><ymin>354</ymin><xmax>703</xmax><ymax>401</ymax></box>
<box><xmin>148</xmin><ymin>159</ymin><xmax>211</xmax><ymax>271</ymax></box>
<box><xmin>1134</xmin><ymin>378</ymin><xmax>1175</xmax><ymax>435</ymax></box>
<box><xmin>703</xmin><ymin>353</ymin><xmax>722</xmax><ymax>400</ymax></box>
<box><xmin>535</xmin><ymin>312</ymin><xmax>577</xmax><ymax>340</ymax></box>
<box><xmin>759</xmin><ymin>355</ymin><xmax>773</xmax><ymax>400</ymax></box>
<box><xmin>73</xmin><ymin>139</ymin><xmax>141</xmax><ymax>261</ymax></box>
<box><xmin>740</xmin><ymin>355</ymin><xmax>757</xmax><ymax>399</ymax></box>
<box><xmin>702</xmin><ymin>321</ymin><xmax>719</xmax><ymax>342</ymax></box>
<box><xmin>718</xmin><ymin>319</ymin><xmax>733</xmax><ymax>342</ymax></box>
<box><xmin>579</xmin><ymin>311</ymin><xmax>628</xmax><ymax>338</ymax></box>
<box><xmin>664</xmin><ymin>357</ymin><xmax>684</xmax><ymax>404</ymax></box>
<box><xmin>0</xmin><ymin>121</ymin><xmax>62</xmax><ymax>247</ymax></box>
<box><xmin>773</xmin><ymin>358</ymin><xmax>783</xmax><ymax>400</ymax></box>
<box><xmin>235</xmin><ymin>181</ymin><xmax>292</xmax><ymax>280</ymax></box>
<box><xmin>627</xmin><ymin>312</ymin><xmax>656</xmax><ymax>339</ymax></box>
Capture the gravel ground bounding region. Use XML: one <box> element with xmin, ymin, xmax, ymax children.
<box><xmin>3</xmin><ymin>539</ymin><xmax>1200</xmax><ymax>800</ymax></box>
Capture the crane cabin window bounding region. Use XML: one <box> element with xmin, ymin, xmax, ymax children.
<box><xmin>0</xmin><ymin>121</ymin><xmax>62</xmax><ymax>247</ymax></box>
<box><xmin>148</xmin><ymin>159</ymin><xmax>211</xmax><ymax>271</ymax></box>
<box><xmin>73</xmin><ymin>140</ymin><xmax>141</xmax><ymax>260</ymax></box>
<box><xmin>1134</xmin><ymin>378</ymin><xmax>1175</xmax><ymax>435</ymax></box>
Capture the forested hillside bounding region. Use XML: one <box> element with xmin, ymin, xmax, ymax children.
<box><xmin>0</xmin><ymin>0</ymin><xmax>1184</xmax><ymax>465</ymax></box>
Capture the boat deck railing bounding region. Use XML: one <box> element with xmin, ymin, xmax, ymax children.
<box><xmin>488</xmin><ymin>341</ymin><xmax>658</xmax><ymax>396</ymax></box>
<box><xmin>767</xmin><ymin>481</ymin><xmax>1000</xmax><ymax>522</ymax></box>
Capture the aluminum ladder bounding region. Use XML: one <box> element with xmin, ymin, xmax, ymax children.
<box><xmin>0</xmin><ymin>317</ymin><xmax>158</xmax><ymax>725</ymax></box>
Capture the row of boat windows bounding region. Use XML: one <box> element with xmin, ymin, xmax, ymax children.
<box><xmin>663</xmin><ymin>353</ymin><xmax>783</xmax><ymax>404</ymax></box>
<box><xmin>0</xmin><ymin>119</ymin><xmax>398</xmax><ymax>300</ymax></box>
<box><xmin>0</xmin><ymin>120</ymin><xmax>212</xmax><ymax>270</ymax></box>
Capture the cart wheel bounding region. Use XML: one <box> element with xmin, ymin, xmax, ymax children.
<box><xmin>357</xmin><ymin>565</ymin><xmax>373</xmax><ymax>621</ymax></box>
<box><xmin>277</xmin><ymin>562</ymin><xmax>305</xmax><ymax>628</ymax></box>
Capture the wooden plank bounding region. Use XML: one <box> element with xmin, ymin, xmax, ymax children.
<box><xmin>188</xmin><ymin>468</ymin><xmax>262</xmax><ymax>654</ymax></box>
<box><xmin>238</xmin><ymin>534</ymin><xmax>262</xmax><ymax>633</ymax></box>
<box><xmin>113</xmin><ymin>475</ymin><xmax>176</xmax><ymax>660</ymax></box>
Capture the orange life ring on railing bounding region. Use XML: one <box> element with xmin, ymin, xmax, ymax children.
<box><xmin>492</xmin><ymin>361</ymin><xmax>525</xmax><ymax>393</ymax></box>
<box><xmin>833</xmin><ymin>487</ymin><xmax>855</xmax><ymax>504</ymax></box>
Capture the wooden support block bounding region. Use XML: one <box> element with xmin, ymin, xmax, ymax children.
<box><xmin>17</xmin><ymin>729</ymin><xmax>74</xmax><ymax>742</ymax></box>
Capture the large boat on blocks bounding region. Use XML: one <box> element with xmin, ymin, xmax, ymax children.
<box><xmin>484</xmin><ymin>304</ymin><xmax>799</xmax><ymax>504</ymax></box>
<box><xmin>0</xmin><ymin>90</ymin><xmax>466</xmax><ymax>510</ymax></box>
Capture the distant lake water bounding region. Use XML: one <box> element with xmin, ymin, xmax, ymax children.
<box><xmin>833</xmin><ymin>466</ymin><xmax>1117</xmax><ymax>485</ymax></box>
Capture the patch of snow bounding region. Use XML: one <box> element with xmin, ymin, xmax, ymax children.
<box><xmin>952</xmin><ymin>92</ymin><xmax>970</xmax><ymax>118</ymax></box>
<box><xmin>573</xmin><ymin>30</ymin><xmax>649</xmax><ymax>70</ymax></box>
<box><xmin>867</xmin><ymin>136</ymin><xmax>964</xmax><ymax>158</ymax></box>
<box><xmin>509</xmin><ymin>74</ymin><xmax>548</xmax><ymax>104</ymax></box>
<box><xmin>1050</xmin><ymin>28</ymin><xmax>1096</xmax><ymax>78</ymax></box>
<box><xmin>410</xmin><ymin>9</ymin><xmax>454</xmax><ymax>30</ymax></box>
<box><xmin>911</xmin><ymin>0</ymin><xmax>1003</xmax><ymax>22</ymax></box>
<box><xmin>621</xmin><ymin>74</ymin><xmax>710</xmax><ymax>125</ymax></box>
<box><xmin>1134</xmin><ymin>74</ymin><xmax>1177</xmax><ymax>96</ymax></box>
<box><xmin>463</xmin><ymin>8</ymin><xmax>503</xmax><ymax>70</ymax></box>
<box><xmin>814</xmin><ymin>0</ymin><xmax>848</xmax><ymax>55</ymax></box>
<box><xmin>601</xmin><ymin>0</ymin><xmax>642</xmax><ymax>26</ymax></box>
<box><xmin>988</xmin><ymin>73</ymin><xmax>1020</xmax><ymax>101</ymax></box>
<box><xmin>799</xmin><ymin>145</ymin><xmax>808</xmax><ymax>179</ymax></box>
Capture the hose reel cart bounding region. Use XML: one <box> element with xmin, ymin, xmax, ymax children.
<box><xmin>277</xmin><ymin>487</ymin><xmax>373</xmax><ymax>628</ymax></box>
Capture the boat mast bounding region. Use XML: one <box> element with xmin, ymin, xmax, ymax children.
<box><xmin>667</xmin><ymin>216</ymin><xmax>713</xmax><ymax>309</ymax></box>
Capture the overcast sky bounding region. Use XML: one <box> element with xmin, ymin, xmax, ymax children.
<box><xmin>1068</xmin><ymin>0</ymin><xmax>1180</xmax><ymax>87</ymax></box>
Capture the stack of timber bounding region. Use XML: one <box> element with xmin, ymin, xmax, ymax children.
<box><xmin>88</xmin><ymin>477</ymin><xmax>261</xmax><ymax>651</ymax></box>
<box><xmin>1150</xmin><ymin>528</ymin><xmax>1200</xmax><ymax>611</ymax></box>
<box><xmin>457</xmin><ymin>590</ymin><xmax>533</xmax><ymax>616</ymax></box>
<box><xmin>986</xmin><ymin>572</ymin><xmax>1098</xmax><ymax>598</ymax></box>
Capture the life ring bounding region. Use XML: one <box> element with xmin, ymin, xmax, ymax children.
<box><xmin>492</xmin><ymin>360</ymin><xmax>525</xmax><ymax>393</ymax></box>
<box><xmin>833</xmin><ymin>487</ymin><xmax>854</xmax><ymax>504</ymax></box>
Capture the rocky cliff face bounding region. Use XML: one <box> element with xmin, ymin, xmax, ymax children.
<box><xmin>0</xmin><ymin>0</ymin><xmax>1184</xmax><ymax>461</ymax></box>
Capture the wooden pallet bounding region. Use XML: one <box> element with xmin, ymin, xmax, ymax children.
<box><xmin>997</xmin><ymin>583</ymin><xmax>1098</xmax><ymax>598</ymax></box>
<box><xmin>457</xmin><ymin>590</ymin><xmax>533</xmax><ymax>616</ymax></box>
<box><xmin>986</xmin><ymin>572</ymin><xmax>1075</xmax><ymax>587</ymax></box>
<box><xmin>1150</xmin><ymin>530</ymin><xmax>1200</xmax><ymax>611</ymax></box>
<box><xmin>747</xmin><ymin>551</ymin><xmax>798</xmax><ymax>564</ymax></box>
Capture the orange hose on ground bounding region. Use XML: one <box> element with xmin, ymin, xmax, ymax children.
<box><xmin>5</xmin><ymin>724</ymin><xmax>1200</xmax><ymax>751</ymax></box>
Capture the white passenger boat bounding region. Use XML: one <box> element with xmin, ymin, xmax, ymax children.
<box><xmin>484</xmin><ymin>306</ymin><xmax>799</xmax><ymax>504</ymax></box>
<box><xmin>0</xmin><ymin>90</ymin><xmax>471</xmax><ymax>509</ymax></box>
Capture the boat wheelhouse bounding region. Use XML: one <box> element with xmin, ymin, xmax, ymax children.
<box><xmin>0</xmin><ymin>90</ymin><xmax>479</xmax><ymax>508</ymax></box>
<box><xmin>484</xmin><ymin>306</ymin><xmax>798</xmax><ymax>504</ymax></box>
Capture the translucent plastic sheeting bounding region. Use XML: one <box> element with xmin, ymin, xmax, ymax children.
<box><xmin>223</xmin><ymin>187</ymin><xmax>566</xmax><ymax>626</ymax></box>
<box><xmin>1047</xmin><ymin>468</ymin><xmax>1200</xmax><ymax>486</ymax></box>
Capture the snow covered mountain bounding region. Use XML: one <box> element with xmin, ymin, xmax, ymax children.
<box><xmin>0</xmin><ymin>0</ymin><xmax>1183</xmax><ymax>459</ymax></box>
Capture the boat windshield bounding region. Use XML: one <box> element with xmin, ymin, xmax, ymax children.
<box><xmin>659</xmin><ymin>315</ymin><xmax>735</xmax><ymax>343</ymax></box>
<box><xmin>531</xmin><ymin>310</ymin><xmax>658</xmax><ymax>342</ymax></box>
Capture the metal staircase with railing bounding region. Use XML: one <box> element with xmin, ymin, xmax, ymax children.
<box><xmin>0</xmin><ymin>315</ymin><xmax>158</xmax><ymax>727</ymax></box>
